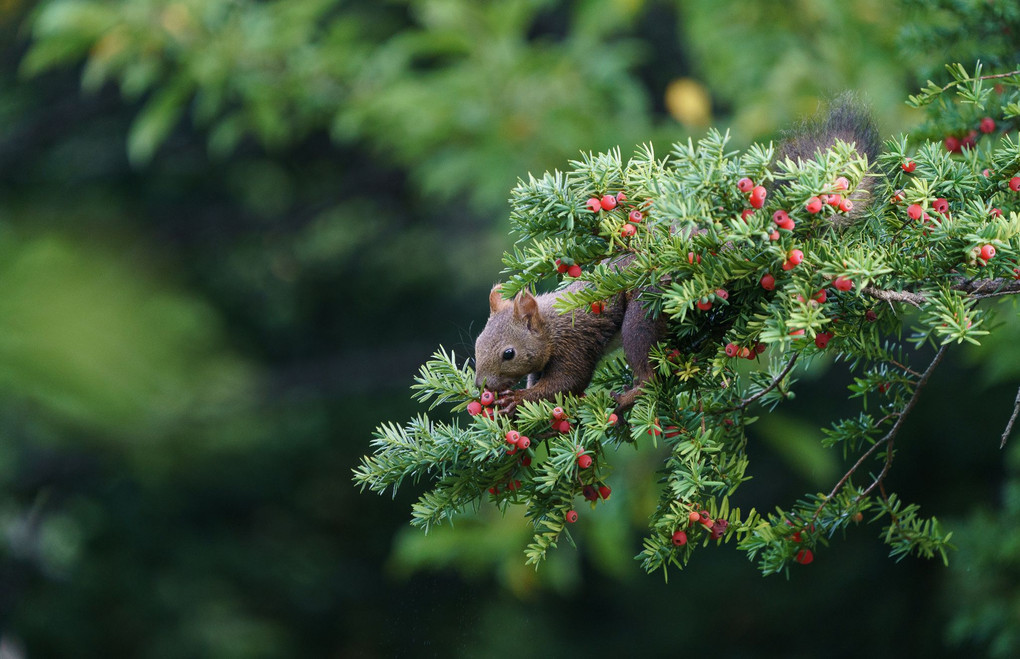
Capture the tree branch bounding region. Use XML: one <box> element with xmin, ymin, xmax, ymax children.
<box><xmin>728</xmin><ymin>354</ymin><xmax>798</xmax><ymax>412</ymax></box>
<box><xmin>1002</xmin><ymin>385</ymin><xmax>1020</xmax><ymax>449</ymax></box>
<box><xmin>863</xmin><ymin>277</ymin><xmax>1020</xmax><ymax>307</ymax></box>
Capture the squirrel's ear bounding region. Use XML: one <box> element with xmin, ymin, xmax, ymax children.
<box><xmin>489</xmin><ymin>284</ymin><xmax>510</xmax><ymax>315</ymax></box>
<box><xmin>514</xmin><ymin>291</ymin><xmax>544</xmax><ymax>331</ymax></box>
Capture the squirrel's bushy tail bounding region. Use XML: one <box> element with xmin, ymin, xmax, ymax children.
<box><xmin>776</xmin><ymin>93</ymin><xmax>880</xmax><ymax>226</ymax></box>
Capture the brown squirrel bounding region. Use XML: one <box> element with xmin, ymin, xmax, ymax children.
<box><xmin>474</xmin><ymin>94</ymin><xmax>878</xmax><ymax>416</ymax></box>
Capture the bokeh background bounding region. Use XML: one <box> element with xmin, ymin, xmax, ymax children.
<box><xmin>1</xmin><ymin>0</ymin><xmax>1019</xmax><ymax>657</ymax></box>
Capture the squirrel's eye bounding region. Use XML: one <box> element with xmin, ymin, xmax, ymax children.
<box><xmin>502</xmin><ymin>348</ymin><xmax>515</xmax><ymax>361</ymax></box>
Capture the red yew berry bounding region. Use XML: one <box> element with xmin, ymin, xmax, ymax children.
<box><xmin>833</xmin><ymin>276</ymin><xmax>853</xmax><ymax>292</ymax></box>
<box><xmin>555</xmin><ymin>259</ymin><xmax>568</xmax><ymax>273</ymax></box>
<box><xmin>933</xmin><ymin>198</ymin><xmax>949</xmax><ymax>214</ymax></box>
<box><xmin>552</xmin><ymin>406</ymin><xmax>565</xmax><ymax>421</ymax></box>
<box><xmin>1010</xmin><ymin>176</ymin><xmax>1020</xmax><ymax>192</ymax></box>
<box><xmin>506</xmin><ymin>444</ymin><xmax>517</xmax><ymax>455</ymax></box>
<box><xmin>782</xmin><ymin>260</ymin><xmax>796</xmax><ymax>271</ymax></box>
<box><xmin>480</xmin><ymin>390</ymin><xmax>496</xmax><ymax>406</ymax></box>
<box><xmin>962</xmin><ymin>130</ymin><xmax>977</xmax><ymax>150</ymax></box>
<box><xmin>901</xmin><ymin>160</ymin><xmax>916</xmax><ymax>173</ymax></box>
<box><xmin>715</xmin><ymin>288</ymin><xmax>729</xmax><ymax>301</ymax></box>
<box><xmin>687</xmin><ymin>251</ymin><xmax>701</xmax><ymax>264</ymax></box>
<box><xmin>629</xmin><ymin>210</ymin><xmax>643</xmax><ymax>223</ymax></box>
<box><xmin>517</xmin><ymin>436</ymin><xmax>531</xmax><ymax>450</ymax></box>
<box><xmin>980</xmin><ymin>244</ymin><xmax>996</xmax><ymax>261</ymax></box>
<box><xmin>508</xmin><ymin>480</ymin><xmax>521</xmax><ymax>491</ymax></box>
<box><xmin>741</xmin><ymin>208</ymin><xmax>755</xmax><ymax>221</ymax></box>
<box><xmin>591</xmin><ymin>300</ymin><xmax>606</xmax><ymax>314</ymax></box>
<box><xmin>749</xmin><ymin>186</ymin><xmax>767</xmax><ymax>208</ymax></box>
<box><xmin>787</xmin><ymin>249</ymin><xmax>804</xmax><ymax>265</ymax></box>
<box><xmin>991</xmin><ymin>207</ymin><xmax>1003</xmax><ymax>218</ymax></box>
<box><xmin>488</xmin><ymin>486</ymin><xmax>498</xmax><ymax>495</ymax></box>
<box><xmin>648</xmin><ymin>421</ymin><xmax>662</xmax><ymax>436</ymax></box>
<box><xmin>696</xmin><ymin>298</ymin><xmax>713</xmax><ymax>311</ymax></box>
<box><xmin>813</xmin><ymin>289</ymin><xmax>827</xmax><ymax>304</ymax></box>
<box><xmin>557</xmin><ymin>420</ymin><xmax>571</xmax><ymax>433</ymax></box>
<box><xmin>789</xmin><ymin>329</ymin><xmax>806</xmax><ymax>338</ymax></box>
<box><xmin>838</xmin><ymin>198</ymin><xmax>853</xmax><ymax>213</ymax></box>
<box><xmin>615</xmin><ymin>191</ymin><xmax>627</xmax><ymax>203</ymax></box>
<box><xmin>772</xmin><ymin>209</ymin><xmax>790</xmax><ymax>225</ymax></box>
<box><xmin>688</xmin><ymin>511</ymin><xmax>701</xmax><ymax>523</ymax></box>
<box><xmin>805</xmin><ymin>196</ymin><xmax>823</xmax><ymax>214</ymax></box>
<box><xmin>834</xmin><ymin>176</ymin><xmax>850</xmax><ymax>190</ymax></box>
<box><xmin>725</xmin><ymin>342</ymin><xmax>739</xmax><ymax>357</ymax></box>
<box><xmin>814</xmin><ymin>331</ymin><xmax>833</xmax><ymax>349</ymax></box>
<box><xmin>865</xmin><ymin>309</ymin><xmax>878</xmax><ymax>322</ymax></box>
<box><xmin>760</xmin><ymin>273</ymin><xmax>776</xmax><ymax>290</ymax></box>
<box><xmin>672</xmin><ymin>530</ymin><xmax>688</xmax><ymax>546</ymax></box>
<box><xmin>826</xmin><ymin>193</ymin><xmax>842</xmax><ymax>208</ymax></box>
<box><xmin>598</xmin><ymin>485</ymin><xmax>611</xmax><ymax>500</ymax></box>
<box><xmin>739</xmin><ymin>346</ymin><xmax>752</xmax><ymax>359</ymax></box>
<box><xmin>506</xmin><ymin>430</ymin><xmax>521</xmax><ymax>444</ymax></box>
<box><xmin>944</xmin><ymin>136</ymin><xmax>961</xmax><ymax>153</ymax></box>
<box><xmin>467</xmin><ymin>401</ymin><xmax>483</xmax><ymax>416</ymax></box>
<box><xmin>891</xmin><ymin>190</ymin><xmax>904</xmax><ymax>203</ymax></box>
<box><xmin>520</xmin><ymin>456</ymin><xmax>532</xmax><ymax>467</ymax></box>
<box><xmin>907</xmin><ymin>203</ymin><xmax>923</xmax><ymax>221</ymax></box>
<box><xmin>980</xmin><ymin>117</ymin><xmax>996</xmax><ymax>133</ymax></box>
<box><xmin>583</xmin><ymin>485</ymin><xmax>598</xmax><ymax>501</ymax></box>
<box><xmin>600</xmin><ymin>194</ymin><xmax>618</xmax><ymax>211</ymax></box>
<box><xmin>737</xmin><ymin>177</ymin><xmax>754</xmax><ymax>193</ymax></box>
<box><xmin>620</xmin><ymin>223</ymin><xmax>637</xmax><ymax>238</ymax></box>
<box><xmin>877</xmin><ymin>382</ymin><xmax>890</xmax><ymax>394</ymax></box>
<box><xmin>607</xmin><ymin>413</ymin><xmax>618</xmax><ymax>425</ymax></box>
<box><xmin>586</xmin><ymin>197</ymin><xmax>602</xmax><ymax>213</ymax></box>
<box><xmin>755</xmin><ymin>342</ymin><xmax>767</xmax><ymax>354</ymax></box>
<box><xmin>710</xmin><ymin>519</ymin><xmax>729</xmax><ymax>540</ymax></box>
<box><xmin>566</xmin><ymin>510</ymin><xmax>579</xmax><ymax>523</ymax></box>
<box><xmin>577</xmin><ymin>453</ymin><xmax>593</xmax><ymax>469</ymax></box>
<box><xmin>567</xmin><ymin>264</ymin><xmax>582</xmax><ymax>278</ymax></box>
<box><xmin>795</xmin><ymin>549</ymin><xmax>814</xmax><ymax>565</ymax></box>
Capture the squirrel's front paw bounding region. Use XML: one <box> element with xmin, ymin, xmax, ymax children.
<box><xmin>496</xmin><ymin>390</ymin><xmax>523</xmax><ymax>417</ymax></box>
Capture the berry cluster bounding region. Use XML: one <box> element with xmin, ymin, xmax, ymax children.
<box><xmin>585</xmin><ymin>190</ymin><xmax>649</xmax><ymax>239</ymax></box>
<box><xmin>467</xmin><ymin>389</ymin><xmax>498</xmax><ymax>418</ymax></box>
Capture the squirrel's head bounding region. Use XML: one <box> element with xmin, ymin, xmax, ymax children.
<box><xmin>474</xmin><ymin>285</ymin><xmax>552</xmax><ymax>391</ymax></box>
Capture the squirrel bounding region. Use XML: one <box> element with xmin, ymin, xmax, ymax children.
<box><xmin>474</xmin><ymin>94</ymin><xmax>879</xmax><ymax>416</ymax></box>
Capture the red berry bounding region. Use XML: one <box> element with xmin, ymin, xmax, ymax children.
<box><xmin>741</xmin><ymin>208</ymin><xmax>755</xmax><ymax>221</ymax></box>
<box><xmin>834</xmin><ymin>176</ymin><xmax>850</xmax><ymax>190</ymax></box>
<box><xmin>591</xmin><ymin>300</ymin><xmax>606</xmax><ymax>314</ymax></box>
<box><xmin>557</xmin><ymin>420</ymin><xmax>571</xmax><ymax>433</ymax></box>
<box><xmin>991</xmin><ymin>207</ymin><xmax>1003</xmax><ymax>217</ymax></box>
<box><xmin>980</xmin><ymin>244</ymin><xmax>996</xmax><ymax>261</ymax></box>
<box><xmin>980</xmin><ymin>117</ymin><xmax>996</xmax><ymax>133</ymax></box>
<box><xmin>933</xmin><ymin>198</ymin><xmax>949</xmax><ymax>214</ymax></box>
<box><xmin>577</xmin><ymin>453</ymin><xmax>592</xmax><ymax>469</ymax></box>
<box><xmin>760</xmin><ymin>273</ymin><xmax>776</xmax><ymax>290</ymax></box>
<box><xmin>688</xmin><ymin>511</ymin><xmax>701</xmax><ymax>523</ymax></box>
<box><xmin>586</xmin><ymin>197</ymin><xmax>601</xmax><ymax>212</ymax></box>
<box><xmin>738</xmin><ymin>347</ymin><xmax>751</xmax><ymax>359</ymax></box>
<box><xmin>671</xmin><ymin>530</ymin><xmax>688</xmax><ymax>546</ymax></box>
<box><xmin>520</xmin><ymin>456</ymin><xmax>532</xmax><ymax>467</ymax></box>
<box><xmin>769</xmin><ymin>229</ymin><xmax>780</xmax><ymax>241</ymax></box>
<box><xmin>629</xmin><ymin>210</ymin><xmax>643</xmax><ymax>223</ymax></box>
<box><xmin>517</xmin><ymin>436</ymin><xmax>531</xmax><ymax>450</ymax></box>
<box><xmin>506</xmin><ymin>430</ymin><xmax>520</xmax><ymax>444</ymax></box>
<box><xmin>615</xmin><ymin>191</ymin><xmax>627</xmax><ymax>203</ymax></box>
<box><xmin>787</xmin><ymin>249</ymin><xmax>804</xmax><ymax>265</ymax></box>
<box><xmin>696</xmin><ymin>299</ymin><xmax>713</xmax><ymax>311</ymax></box>
<box><xmin>600</xmin><ymin>194</ymin><xmax>618</xmax><ymax>211</ymax></box>
<box><xmin>789</xmin><ymin>329</ymin><xmax>805</xmax><ymax>338</ymax></box>
<box><xmin>833</xmin><ymin>276</ymin><xmax>853</xmax><ymax>292</ymax></box>
<box><xmin>826</xmin><ymin>193</ymin><xmax>842</xmax><ymax>208</ymax></box>
<box><xmin>755</xmin><ymin>342</ymin><xmax>767</xmax><ymax>354</ymax></box>
<box><xmin>710</xmin><ymin>519</ymin><xmax>729</xmax><ymax>540</ymax></box>
<box><xmin>508</xmin><ymin>479</ymin><xmax>521</xmax><ymax>491</ymax></box>
<box><xmin>506</xmin><ymin>444</ymin><xmax>517</xmax><ymax>455</ymax></box>
<box><xmin>607</xmin><ymin>413</ymin><xmax>618</xmax><ymax>425</ymax></box>
<box><xmin>488</xmin><ymin>487</ymin><xmax>498</xmax><ymax>495</ymax></box>
<box><xmin>781</xmin><ymin>260</ymin><xmax>795</xmax><ymax>271</ymax></box>
<box><xmin>567</xmin><ymin>264</ymin><xmax>582</xmax><ymax>278</ymax></box>
<box><xmin>901</xmin><ymin>160</ymin><xmax>916</xmax><ymax>173</ymax></box>
<box><xmin>865</xmin><ymin>309</ymin><xmax>878</xmax><ymax>322</ymax></box>
<box><xmin>805</xmin><ymin>196</ymin><xmax>823</xmax><ymax>214</ymax></box>
<box><xmin>772</xmin><ymin>210</ymin><xmax>790</xmax><ymax>225</ymax></box>
<box><xmin>565</xmin><ymin>510</ymin><xmax>578</xmax><ymax>523</ymax></box>
<box><xmin>891</xmin><ymin>190</ymin><xmax>904</xmax><ymax>203</ymax></box>
<box><xmin>838</xmin><ymin>198</ymin><xmax>853</xmax><ymax>213</ymax></box>
<box><xmin>944</xmin><ymin>136</ymin><xmax>961</xmax><ymax>153</ymax></box>
<box><xmin>467</xmin><ymin>401</ymin><xmax>483</xmax><ymax>416</ymax></box>
<box><xmin>725</xmin><ymin>342</ymin><xmax>738</xmax><ymax>357</ymax></box>
<box><xmin>715</xmin><ymin>288</ymin><xmax>729</xmax><ymax>300</ymax></box>
<box><xmin>583</xmin><ymin>485</ymin><xmax>598</xmax><ymax>501</ymax></box>
<box><xmin>620</xmin><ymin>223</ymin><xmax>637</xmax><ymax>238</ymax></box>
<box><xmin>552</xmin><ymin>406</ymin><xmax>565</xmax><ymax>421</ymax></box>
<box><xmin>480</xmin><ymin>390</ymin><xmax>496</xmax><ymax>406</ymax></box>
<box><xmin>907</xmin><ymin>204</ymin><xmax>923</xmax><ymax>220</ymax></box>
<box><xmin>598</xmin><ymin>485</ymin><xmax>611</xmax><ymax>500</ymax></box>
<box><xmin>647</xmin><ymin>421</ymin><xmax>662</xmax><ymax>436</ymax></box>
<box><xmin>814</xmin><ymin>331</ymin><xmax>833</xmax><ymax>349</ymax></box>
<box><xmin>737</xmin><ymin>177</ymin><xmax>754</xmax><ymax>193</ymax></box>
<box><xmin>962</xmin><ymin>130</ymin><xmax>977</xmax><ymax>150</ymax></box>
<box><xmin>1010</xmin><ymin>176</ymin><xmax>1020</xmax><ymax>192</ymax></box>
<box><xmin>749</xmin><ymin>186</ymin><xmax>767</xmax><ymax>208</ymax></box>
<box><xmin>795</xmin><ymin>549</ymin><xmax>814</xmax><ymax>565</ymax></box>
<box><xmin>877</xmin><ymin>382</ymin><xmax>890</xmax><ymax>394</ymax></box>
<box><xmin>813</xmin><ymin>289</ymin><xmax>827</xmax><ymax>304</ymax></box>
<box><xmin>687</xmin><ymin>252</ymin><xmax>701</xmax><ymax>264</ymax></box>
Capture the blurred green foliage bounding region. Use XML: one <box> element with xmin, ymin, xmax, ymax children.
<box><xmin>0</xmin><ymin>0</ymin><xmax>1017</xmax><ymax>656</ymax></box>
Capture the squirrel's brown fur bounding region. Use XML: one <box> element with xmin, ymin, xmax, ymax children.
<box><xmin>474</xmin><ymin>281</ymin><xmax>662</xmax><ymax>415</ymax></box>
<box><xmin>475</xmin><ymin>94</ymin><xmax>879</xmax><ymax>415</ymax></box>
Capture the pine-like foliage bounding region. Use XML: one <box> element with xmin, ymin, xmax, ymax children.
<box><xmin>355</xmin><ymin>69</ymin><xmax>1020</xmax><ymax>577</ymax></box>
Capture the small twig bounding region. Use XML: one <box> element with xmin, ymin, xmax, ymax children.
<box><xmin>729</xmin><ymin>354</ymin><xmax>799</xmax><ymax>412</ymax></box>
<box><xmin>1002</xmin><ymin>385</ymin><xmax>1020</xmax><ymax>449</ymax></box>
<box><xmin>862</xmin><ymin>278</ymin><xmax>1020</xmax><ymax>307</ymax></box>
<box><xmin>814</xmin><ymin>345</ymin><xmax>949</xmax><ymax>520</ymax></box>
